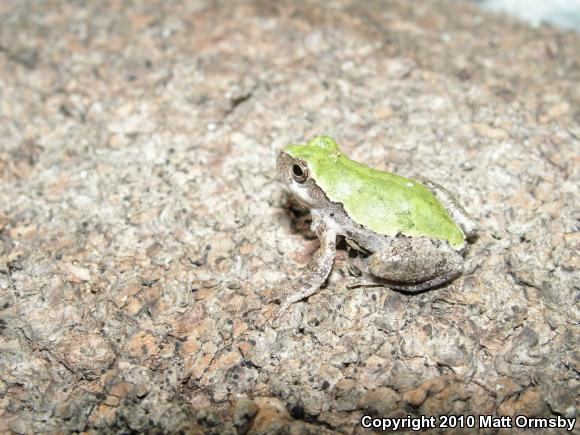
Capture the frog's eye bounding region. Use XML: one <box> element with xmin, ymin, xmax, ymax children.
<box><xmin>291</xmin><ymin>163</ymin><xmax>308</xmax><ymax>183</ymax></box>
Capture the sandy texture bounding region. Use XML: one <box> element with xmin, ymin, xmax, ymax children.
<box><xmin>0</xmin><ymin>0</ymin><xmax>578</xmax><ymax>433</ymax></box>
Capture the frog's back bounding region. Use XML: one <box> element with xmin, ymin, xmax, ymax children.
<box><xmin>315</xmin><ymin>154</ymin><xmax>465</xmax><ymax>248</ymax></box>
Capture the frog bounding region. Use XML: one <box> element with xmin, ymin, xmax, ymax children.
<box><xmin>274</xmin><ymin>136</ymin><xmax>478</xmax><ymax>317</ymax></box>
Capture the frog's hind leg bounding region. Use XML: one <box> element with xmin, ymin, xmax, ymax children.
<box><xmin>367</xmin><ymin>237</ymin><xmax>464</xmax><ymax>293</ymax></box>
<box><xmin>416</xmin><ymin>176</ymin><xmax>478</xmax><ymax>238</ymax></box>
<box><xmin>385</xmin><ymin>268</ymin><xmax>462</xmax><ymax>293</ymax></box>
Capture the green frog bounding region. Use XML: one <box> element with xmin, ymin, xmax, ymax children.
<box><xmin>275</xmin><ymin>136</ymin><xmax>477</xmax><ymax>316</ymax></box>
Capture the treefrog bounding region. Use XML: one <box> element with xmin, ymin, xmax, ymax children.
<box><xmin>275</xmin><ymin>136</ymin><xmax>477</xmax><ymax>316</ymax></box>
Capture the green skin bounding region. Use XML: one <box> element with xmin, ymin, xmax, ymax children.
<box><xmin>274</xmin><ymin>136</ymin><xmax>477</xmax><ymax>318</ymax></box>
<box><xmin>284</xmin><ymin>138</ymin><xmax>465</xmax><ymax>249</ymax></box>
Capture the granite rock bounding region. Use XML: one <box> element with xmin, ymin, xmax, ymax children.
<box><xmin>0</xmin><ymin>0</ymin><xmax>578</xmax><ymax>432</ymax></box>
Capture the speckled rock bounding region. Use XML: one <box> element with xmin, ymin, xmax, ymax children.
<box><xmin>0</xmin><ymin>0</ymin><xmax>578</xmax><ymax>433</ymax></box>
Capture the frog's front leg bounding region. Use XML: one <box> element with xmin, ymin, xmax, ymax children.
<box><xmin>367</xmin><ymin>237</ymin><xmax>463</xmax><ymax>292</ymax></box>
<box><xmin>275</xmin><ymin>212</ymin><xmax>337</xmax><ymax>317</ymax></box>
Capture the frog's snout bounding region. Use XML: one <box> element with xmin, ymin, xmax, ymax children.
<box><xmin>276</xmin><ymin>151</ymin><xmax>292</xmax><ymax>184</ymax></box>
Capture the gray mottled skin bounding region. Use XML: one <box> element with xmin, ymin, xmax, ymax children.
<box><xmin>275</xmin><ymin>151</ymin><xmax>478</xmax><ymax>317</ymax></box>
<box><xmin>416</xmin><ymin>176</ymin><xmax>478</xmax><ymax>239</ymax></box>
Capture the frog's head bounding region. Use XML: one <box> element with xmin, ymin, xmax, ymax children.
<box><xmin>277</xmin><ymin>136</ymin><xmax>339</xmax><ymax>208</ymax></box>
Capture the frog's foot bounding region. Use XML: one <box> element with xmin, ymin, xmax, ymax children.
<box><xmin>355</xmin><ymin>237</ymin><xmax>464</xmax><ymax>293</ymax></box>
<box><xmin>345</xmin><ymin>251</ymin><xmax>391</xmax><ymax>289</ymax></box>
<box><xmin>415</xmin><ymin>176</ymin><xmax>478</xmax><ymax>238</ymax></box>
<box><xmin>273</xmin><ymin>278</ymin><xmax>323</xmax><ymax>321</ymax></box>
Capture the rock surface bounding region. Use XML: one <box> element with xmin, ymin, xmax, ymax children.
<box><xmin>0</xmin><ymin>0</ymin><xmax>578</xmax><ymax>433</ymax></box>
